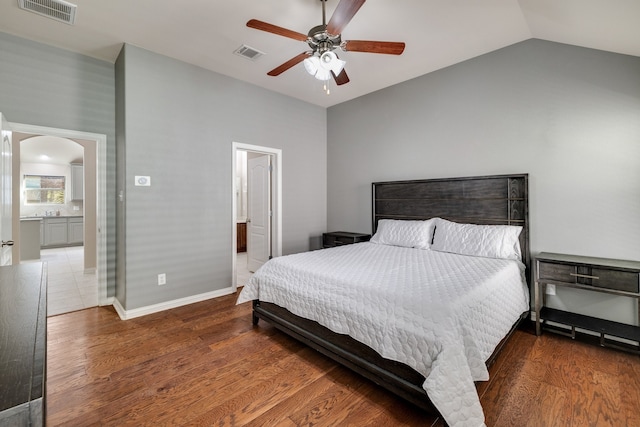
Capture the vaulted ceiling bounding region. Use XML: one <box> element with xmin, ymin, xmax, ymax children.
<box><xmin>0</xmin><ymin>0</ymin><xmax>638</xmax><ymax>108</ymax></box>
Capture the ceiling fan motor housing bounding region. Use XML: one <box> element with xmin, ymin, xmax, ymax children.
<box><xmin>307</xmin><ymin>24</ymin><xmax>341</xmax><ymax>54</ymax></box>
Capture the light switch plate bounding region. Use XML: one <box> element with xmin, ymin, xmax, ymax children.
<box><xmin>135</xmin><ymin>176</ymin><xmax>151</xmax><ymax>186</ymax></box>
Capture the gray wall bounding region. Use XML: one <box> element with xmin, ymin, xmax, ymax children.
<box><xmin>116</xmin><ymin>44</ymin><xmax>326</xmax><ymax>310</ymax></box>
<box><xmin>327</xmin><ymin>39</ymin><xmax>640</xmax><ymax>324</ymax></box>
<box><xmin>1</xmin><ymin>32</ymin><xmax>326</xmax><ymax>311</ymax></box>
<box><xmin>0</xmin><ymin>31</ymin><xmax>117</xmax><ymax>296</ymax></box>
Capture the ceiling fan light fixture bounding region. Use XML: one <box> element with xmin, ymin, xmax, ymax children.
<box><xmin>319</xmin><ymin>51</ymin><xmax>346</xmax><ymax>74</ymax></box>
<box><xmin>303</xmin><ymin>56</ymin><xmax>318</xmax><ymax>74</ymax></box>
<box><xmin>303</xmin><ymin>56</ymin><xmax>332</xmax><ymax>81</ymax></box>
<box><xmin>314</xmin><ymin>67</ymin><xmax>332</xmax><ymax>81</ymax></box>
<box><xmin>247</xmin><ymin>0</ymin><xmax>405</xmax><ymax>90</ymax></box>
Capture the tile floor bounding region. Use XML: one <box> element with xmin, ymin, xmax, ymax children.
<box><xmin>36</xmin><ymin>248</ymin><xmax>245</xmax><ymax>316</ymax></box>
<box><xmin>237</xmin><ymin>251</ymin><xmax>253</xmax><ymax>287</ymax></box>
<box><xmin>38</xmin><ymin>246</ymin><xmax>98</xmax><ymax>317</ymax></box>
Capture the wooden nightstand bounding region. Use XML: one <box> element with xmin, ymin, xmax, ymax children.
<box><xmin>534</xmin><ymin>252</ymin><xmax>640</xmax><ymax>353</ymax></box>
<box><xmin>322</xmin><ymin>232</ymin><xmax>371</xmax><ymax>248</ymax></box>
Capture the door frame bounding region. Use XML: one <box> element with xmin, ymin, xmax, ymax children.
<box><xmin>0</xmin><ymin>114</ymin><xmax>12</xmax><ymax>266</ymax></box>
<box><xmin>231</xmin><ymin>142</ymin><xmax>282</xmax><ymax>291</ymax></box>
<box><xmin>9</xmin><ymin>121</ymin><xmax>109</xmax><ymax>305</ymax></box>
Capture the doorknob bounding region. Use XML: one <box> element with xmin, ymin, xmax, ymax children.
<box><xmin>1</xmin><ymin>240</ymin><xmax>14</xmax><ymax>247</ymax></box>
<box><xmin>246</xmin><ymin>219</ymin><xmax>251</xmax><ymax>223</ymax></box>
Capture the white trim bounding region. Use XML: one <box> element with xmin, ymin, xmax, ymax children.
<box><xmin>231</xmin><ymin>142</ymin><xmax>282</xmax><ymax>292</ymax></box>
<box><xmin>112</xmin><ymin>287</ymin><xmax>235</xmax><ymax>320</ymax></box>
<box><xmin>9</xmin><ymin>121</ymin><xmax>109</xmax><ymax>305</ymax></box>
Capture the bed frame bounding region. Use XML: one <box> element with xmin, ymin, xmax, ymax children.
<box><xmin>251</xmin><ymin>173</ymin><xmax>530</xmax><ymax>412</ymax></box>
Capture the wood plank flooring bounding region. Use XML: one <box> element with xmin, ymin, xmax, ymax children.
<box><xmin>46</xmin><ymin>293</ymin><xmax>640</xmax><ymax>426</ymax></box>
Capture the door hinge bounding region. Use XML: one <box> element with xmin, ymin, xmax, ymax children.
<box><xmin>268</xmin><ymin>164</ymin><xmax>273</xmax><ymax>172</ymax></box>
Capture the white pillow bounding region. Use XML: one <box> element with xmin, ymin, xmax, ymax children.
<box><xmin>370</xmin><ymin>219</ymin><xmax>436</xmax><ymax>250</ymax></box>
<box><xmin>431</xmin><ymin>218</ymin><xmax>522</xmax><ymax>260</ymax></box>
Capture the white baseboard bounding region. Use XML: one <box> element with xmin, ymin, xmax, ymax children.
<box><xmin>112</xmin><ymin>287</ymin><xmax>235</xmax><ymax>320</ymax></box>
<box><xmin>100</xmin><ymin>296</ymin><xmax>115</xmax><ymax>306</ymax></box>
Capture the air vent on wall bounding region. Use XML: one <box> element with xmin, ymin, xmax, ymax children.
<box><xmin>18</xmin><ymin>0</ymin><xmax>77</xmax><ymax>25</ymax></box>
<box><xmin>233</xmin><ymin>45</ymin><xmax>265</xmax><ymax>61</ymax></box>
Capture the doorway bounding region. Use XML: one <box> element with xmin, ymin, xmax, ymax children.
<box><xmin>19</xmin><ymin>136</ymin><xmax>91</xmax><ymax>315</ymax></box>
<box><xmin>232</xmin><ymin>142</ymin><xmax>282</xmax><ymax>291</ymax></box>
<box><xmin>9</xmin><ymin>120</ymin><xmax>108</xmax><ymax>307</ymax></box>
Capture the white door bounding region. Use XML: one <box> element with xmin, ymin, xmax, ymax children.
<box><xmin>0</xmin><ymin>113</ymin><xmax>13</xmax><ymax>266</ymax></box>
<box><xmin>247</xmin><ymin>154</ymin><xmax>271</xmax><ymax>273</ymax></box>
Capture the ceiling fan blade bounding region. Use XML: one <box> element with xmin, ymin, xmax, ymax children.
<box><xmin>247</xmin><ymin>19</ymin><xmax>308</xmax><ymax>42</ymax></box>
<box><xmin>332</xmin><ymin>68</ymin><xmax>350</xmax><ymax>85</ymax></box>
<box><xmin>267</xmin><ymin>52</ymin><xmax>311</xmax><ymax>76</ymax></box>
<box><xmin>326</xmin><ymin>0</ymin><xmax>366</xmax><ymax>36</ymax></box>
<box><xmin>343</xmin><ymin>40</ymin><xmax>406</xmax><ymax>55</ymax></box>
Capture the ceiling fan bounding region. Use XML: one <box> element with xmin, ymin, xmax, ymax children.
<box><xmin>247</xmin><ymin>0</ymin><xmax>405</xmax><ymax>88</ymax></box>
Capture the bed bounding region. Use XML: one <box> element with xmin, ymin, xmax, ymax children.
<box><xmin>237</xmin><ymin>174</ymin><xmax>530</xmax><ymax>427</ymax></box>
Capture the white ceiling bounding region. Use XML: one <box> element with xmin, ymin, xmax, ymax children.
<box><xmin>0</xmin><ymin>0</ymin><xmax>638</xmax><ymax>108</ymax></box>
<box><xmin>21</xmin><ymin>136</ymin><xmax>84</xmax><ymax>165</ymax></box>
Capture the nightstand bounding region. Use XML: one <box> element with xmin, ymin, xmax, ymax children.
<box><xmin>534</xmin><ymin>252</ymin><xmax>640</xmax><ymax>353</ymax></box>
<box><xmin>322</xmin><ymin>231</ymin><xmax>371</xmax><ymax>248</ymax></box>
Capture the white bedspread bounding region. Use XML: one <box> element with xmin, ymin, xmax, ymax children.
<box><xmin>237</xmin><ymin>242</ymin><xmax>530</xmax><ymax>427</ymax></box>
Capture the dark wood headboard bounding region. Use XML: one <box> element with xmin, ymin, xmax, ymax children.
<box><xmin>372</xmin><ymin>174</ymin><xmax>530</xmax><ymax>283</ymax></box>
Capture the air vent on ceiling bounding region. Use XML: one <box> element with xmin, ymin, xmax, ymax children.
<box><xmin>233</xmin><ymin>45</ymin><xmax>265</xmax><ymax>61</ymax></box>
<box><xmin>18</xmin><ymin>0</ymin><xmax>77</xmax><ymax>25</ymax></box>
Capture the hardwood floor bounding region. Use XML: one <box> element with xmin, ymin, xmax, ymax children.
<box><xmin>47</xmin><ymin>293</ymin><xmax>640</xmax><ymax>426</ymax></box>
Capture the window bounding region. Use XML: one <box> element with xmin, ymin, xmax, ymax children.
<box><xmin>24</xmin><ymin>175</ymin><xmax>65</xmax><ymax>204</ymax></box>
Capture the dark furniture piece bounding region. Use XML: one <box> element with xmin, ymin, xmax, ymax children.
<box><xmin>535</xmin><ymin>252</ymin><xmax>640</xmax><ymax>353</ymax></box>
<box><xmin>237</xmin><ymin>222</ymin><xmax>247</xmax><ymax>253</ymax></box>
<box><xmin>0</xmin><ymin>263</ymin><xmax>47</xmax><ymax>426</ymax></box>
<box><xmin>322</xmin><ymin>231</ymin><xmax>371</xmax><ymax>248</ymax></box>
<box><xmin>252</xmin><ymin>173</ymin><xmax>530</xmax><ymax>412</ymax></box>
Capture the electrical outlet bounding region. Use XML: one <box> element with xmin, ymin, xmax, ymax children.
<box><xmin>545</xmin><ymin>284</ymin><xmax>556</xmax><ymax>296</ymax></box>
<box><xmin>157</xmin><ymin>273</ymin><xmax>166</xmax><ymax>286</ymax></box>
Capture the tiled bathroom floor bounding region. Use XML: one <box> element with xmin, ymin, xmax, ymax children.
<box><xmin>37</xmin><ymin>248</ymin><xmax>244</xmax><ymax>316</ymax></box>
<box><xmin>38</xmin><ymin>246</ymin><xmax>98</xmax><ymax>317</ymax></box>
<box><xmin>237</xmin><ymin>252</ymin><xmax>253</xmax><ymax>287</ymax></box>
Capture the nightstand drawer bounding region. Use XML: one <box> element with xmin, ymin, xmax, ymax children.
<box><xmin>591</xmin><ymin>269</ymin><xmax>639</xmax><ymax>293</ymax></box>
<box><xmin>538</xmin><ymin>261</ymin><xmax>640</xmax><ymax>294</ymax></box>
<box><xmin>538</xmin><ymin>262</ymin><xmax>574</xmax><ymax>283</ymax></box>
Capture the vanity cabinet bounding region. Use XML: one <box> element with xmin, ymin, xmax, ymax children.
<box><xmin>70</xmin><ymin>163</ymin><xmax>83</xmax><ymax>201</ymax></box>
<box><xmin>45</xmin><ymin>218</ymin><xmax>68</xmax><ymax>246</ymax></box>
<box><xmin>237</xmin><ymin>222</ymin><xmax>247</xmax><ymax>253</ymax></box>
<box><xmin>67</xmin><ymin>217</ymin><xmax>84</xmax><ymax>244</ymax></box>
<box><xmin>40</xmin><ymin>217</ymin><xmax>84</xmax><ymax>248</ymax></box>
